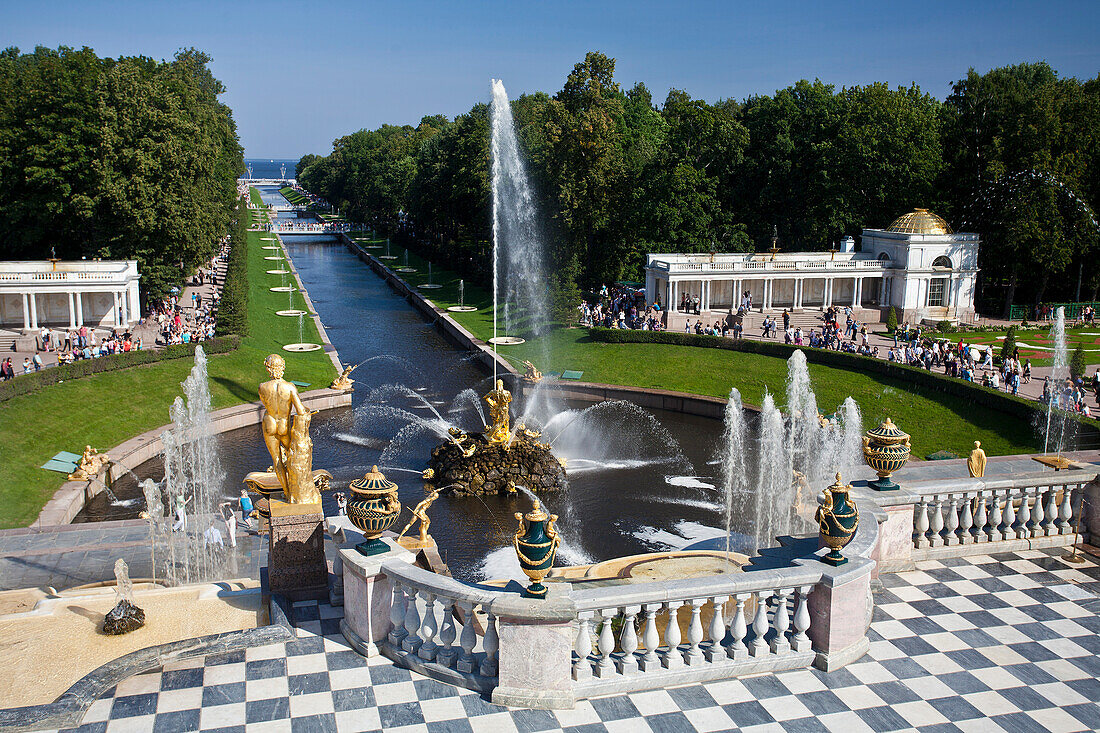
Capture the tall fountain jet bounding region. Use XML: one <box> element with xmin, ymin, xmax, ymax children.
<box><xmin>489</xmin><ymin>79</ymin><xmax>549</xmax><ymax>365</ymax></box>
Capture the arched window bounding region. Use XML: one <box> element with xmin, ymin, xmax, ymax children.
<box><xmin>932</xmin><ymin>255</ymin><xmax>952</xmax><ymax>270</ymax></box>
<box><xmin>877</xmin><ymin>252</ymin><xmax>889</xmax><ymax>261</ymax></box>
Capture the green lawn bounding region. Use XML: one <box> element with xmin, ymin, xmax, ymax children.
<box><xmin>0</xmin><ymin>218</ymin><xmax>336</xmax><ymax>529</ymax></box>
<box><xmin>375</xmin><ymin>242</ymin><xmax>1043</xmax><ymax>459</ymax></box>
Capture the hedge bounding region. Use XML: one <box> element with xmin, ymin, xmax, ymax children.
<box><xmin>216</xmin><ymin>206</ymin><xmax>250</xmax><ymax>337</ymax></box>
<box><xmin>587</xmin><ymin>327</ymin><xmax>1100</xmax><ymax>435</ymax></box>
<box><xmin>0</xmin><ymin>335</ymin><xmax>240</xmax><ymax>402</ymax></box>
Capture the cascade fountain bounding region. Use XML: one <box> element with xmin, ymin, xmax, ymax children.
<box><xmin>145</xmin><ymin>346</ymin><xmax>230</xmax><ymax>585</ymax></box>
<box><xmin>397</xmin><ymin>249</ymin><xmax>416</xmax><ymax>273</ymax></box>
<box><xmin>1042</xmin><ymin>306</ymin><xmax>1073</xmax><ymax>454</ymax></box>
<box><xmin>487</xmin><ymin>79</ymin><xmax>548</xmax><ymax>352</ymax></box>
<box><xmin>448</xmin><ymin>279</ymin><xmax>478</xmax><ymax>312</ymax></box>
<box><xmin>420</xmin><ymin>261</ymin><xmax>442</xmax><ymax>289</ymax></box>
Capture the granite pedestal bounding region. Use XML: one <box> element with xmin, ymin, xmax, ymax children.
<box><xmin>267</xmin><ymin>499</ymin><xmax>328</xmax><ymax>600</ymax></box>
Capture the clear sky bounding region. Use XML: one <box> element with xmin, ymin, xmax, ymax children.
<box><xmin>4</xmin><ymin>1</ymin><xmax>1098</xmax><ymax>159</ymax></box>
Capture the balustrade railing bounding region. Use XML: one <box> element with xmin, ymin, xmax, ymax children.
<box><xmin>569</xmin><ymin>568</ymin><xmax>821</xmax><ymax>692</ymax></box>
<box><xmin>911</xmin><ymin>474</ymin><xmax>1088</xmax><ymax>551</ymax></box>
<box><xmin>655</xmin><ymin>259</ymin><xmax>891</xmax><ymax>275</ymax></box>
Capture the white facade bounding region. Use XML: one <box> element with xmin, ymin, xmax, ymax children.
<box><xmin>644</xmin><ymin>210</ymin><xmax>980</xmax><ymax>324</ymax></box>
<box><xmin>0</xmin><ymin>260</ymin><xmax>141</xmax><ymax>330</ymax></box>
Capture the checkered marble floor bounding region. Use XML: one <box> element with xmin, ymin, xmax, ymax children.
<box><xmin>50</xmin><ymin>547</ymin><xmax>1100</xmax><ymax>733</ymax></box>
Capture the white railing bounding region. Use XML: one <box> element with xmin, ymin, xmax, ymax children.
<box><xmin>569</xmin><ymin>568</ymin><xmax>821</xmax><ymax>695</ymax></box>
<box><xmin>651</xmin><ymin>259</ymin><xmax>892</xmax><ymax>275</ymax></box>
<box><xmin>910</xmin><ymin>472</ymin><xmax>1089</xmax><ymax>552</ymax></box>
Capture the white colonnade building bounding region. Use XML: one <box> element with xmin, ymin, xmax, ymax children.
<box><xmin>645</xmin><ymin>209</ymin><xmax>979</xmax><ymax>326</ymax></box>
<box><xmin>0</xmin><ymin>260</ymin><xmax>141</xmax><ymax>331</ymax></box>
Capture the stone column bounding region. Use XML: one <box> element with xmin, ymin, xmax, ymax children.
<box><xmin>21</xmin><ymin>293</ymin><xmax>30</xmax><ymax>330</ymax></box>
<box><xmin>68</xmin><ymin>292</ymin><xmax>76</xmax><ymax>328</ymax></box>
<box><xmin>670</xmin><ymin>281</ymin><xmax>677</xmax><ymax>312</ymax></box>
<box><xmin>809</xmin><ymin>560</ymin><xmax>873</xmax><ymax>672</ymax></box>
<box><xmin>120</xmin><ymin>290</ymin><xmax>129</xmax><ymax>324</ymax></box>
<box><xmin>491</xmin><ymin>588</ymin><xmax>576</xmax><ymax>710</ymax></box>
<box><xmin>75</xmin><ymin>292</ymin><xmax>83</xmax><ymax>327</ymax></box>
<box><xmin>129</xmin><ymin>286</ymin><xmax>140</xmax><ymax>324</ymax></box>
<box><xmin>851</xmin><ymin>278</ymin><xmax>859</xmax><ymax>307</ymax></box>
<box><xmin>28</xmin><ymin>293</ymin><xmax>38</xmax><ymax>329</ymax></box>
<box><xmin>823</xmin><ymin>279</ymin><xmax>831</xmax><ymax>308</ymax></box>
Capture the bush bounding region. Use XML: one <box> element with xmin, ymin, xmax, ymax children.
<box><xmin>1071</xmin><ymin>343</ymin><xmax>1087</xmax><ymax>381</ymax></box>
<box><xmin>886</xmin><ymin>307</ymin><xmax>898</xmax><ymax>333</ymax></box>
<box><xmin>216</xmin><ymin>206</ymin><xmax>250</xmax><ymax>337</ymax></box>
<box><xmin>1000</xmin><ymin>326</ymin><xmax>1017</xmax><ymax>362</ymax></box>
<box><xmin>936</xmin><ymin>320</ymin><xmax>953</xmax><ymax>333</ymax></box>
<box><xmin>0</xmin><ymin>336</ymin><xmax>239</xmax><ymax>402</ymax></box>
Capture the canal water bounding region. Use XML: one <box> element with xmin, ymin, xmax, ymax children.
<box><xmin>78</xmin><ymin>227</ymin><xmax>733</xmax><ymax>580</ymax></box>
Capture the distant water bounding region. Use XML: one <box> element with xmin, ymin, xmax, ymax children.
<box><xmin>242</xmin><ymin>159</ymin><xmax>299</xmax><ymax>179</ymax></box>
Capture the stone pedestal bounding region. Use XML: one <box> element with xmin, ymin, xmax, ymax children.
<box><xmin>491</xmin><ymin>586</ymin><xmax>576</xmax><ymax>710</ymax></box>
<box><xmin>268</xmin><ymin>499</ymin><xmax>328</xmax><ymax>600</ymax></box>
<box><xmin>808</xmin><ymin>561</ymin><xmax>873</xmax><ymax>672</ymax></box>
<box><xmin>328</xmin><ymin>515</ymin><xmax>416</xmax><ymax>657</ymax></box>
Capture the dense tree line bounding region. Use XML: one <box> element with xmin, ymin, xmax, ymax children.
<box><xmin>299</xmin><ymin>53</ymin><xmax>1100</xmax><ymax>316</ymax></box>
<box><xmin>0</xmin><ymin>46</ymin><xmax>244</xmax><ymax>302</ymax></box>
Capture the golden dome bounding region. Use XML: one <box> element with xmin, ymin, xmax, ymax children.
<box><xmin>887</xmin><ymin>208</ymin><xmax>953</xmax><ymax>235</ymax></box>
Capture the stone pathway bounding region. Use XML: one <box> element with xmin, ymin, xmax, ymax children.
<box><xmin>44</xmin><ymin>547</ymin><xmax>1100</xmax><ymax>733</ymax></box>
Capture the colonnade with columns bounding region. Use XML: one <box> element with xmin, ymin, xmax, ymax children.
<box><xmin>659</xmin><ymin>275</ymin><xmax>887</xmax><ymax>313</ymax></box>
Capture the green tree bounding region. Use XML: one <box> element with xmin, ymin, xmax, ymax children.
<box><xmin>1000</xmin><ymin>326</ymin><xmax>1016</xmax><ymax>362</ymax></box>
<box><xmin>1070</xmin><ymin>343</ymin><xmax>1086</xmax><ymax>380</ymax></box>
<box><xmin>886</xmin><ymin>307</ymin><xmax>898</xmax><ymax>333</ymax></box>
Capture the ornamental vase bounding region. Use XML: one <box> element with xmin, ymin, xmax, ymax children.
<box><xmin>347</xmin><ymin>466</ymin><xmax>402</xmax><ymax>556</ymax></box>
<box><xmin>862</xmin><ymin>417</ymin><xmax>911</xmax><ymax>491</ymax></box>
<box><xmin>513</xmin><ymin>499</ymin><xmax>559</xmax><ymax>599</ymax></box>
<box><xmin>815</xmin><ymin>473</ymin><xmax>859</xmax><ymax>566</ymax></box>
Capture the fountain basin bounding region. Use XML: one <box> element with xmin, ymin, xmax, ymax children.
<box><xmin>379</xmin><ymin>255</ymin><xmax>398</xmax><ymax>260</ymax></box>
<box><xmin>488</xmin><ymin>336</ymin><xmax>525</xmax><ymax>345</ymax></box>
<box><xmin>276</xmin><ymin>309</ymin><xmax>308</xmax><ymax>317</ymax></box>
<box><xmin>266</xmin><ymin>270</ymin><xmax>290</xmax><ymax>275</ymax></box>
<box><xmin>283</xmin><ymin>343</ymin><xmax>323</xmax><ymax>352</ymax></box>
<box><xmin>447</xmin><ymin>306</ymin><xmax>478</xmax><ymax>312</ymax></box>
<box><xmin>262</xmin><ymin>246</ymin><xmax>281</xmax><ymax>250</ymax></box>
<box><xmin>264</xmin><ymin>256</ymin><xmax>284</xmax><ymax>261</ymax></box>
<box><xmin>419</xmin><ymin>284</ymin><xmax>443</xmax><ymax>290</ymax></box>
<box><xmin>396</xmin><ymin>267</ymin><xmax>417</xmax><ymax>273</ymax></box>
<box><xmin>270</xmin><ymin>286</ymin><xmax>296</xmax><ymax>292</ymax></box>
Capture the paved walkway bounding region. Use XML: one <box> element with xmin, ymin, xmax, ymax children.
<box><xmin>47</xmin><ymin>547</ymin><xmax>1100</xmax><ymax>733</ymax></box>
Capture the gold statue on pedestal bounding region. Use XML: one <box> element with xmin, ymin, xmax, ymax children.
<box><xmin>257</xmin><ymin>354</ymin><xmax>327</xmax><ymax>504</ymax></box>
<box><xmin>68</xmin><ymin>445</ymin><xmax>110</xmax><ymax>481</ymax></box>
<box><xmin>330</xmin><ymin>364</ymin><xmax>358</xmax><ymax>392</ymax></box>
<box><xmin>522</xmin><ymin>360</ymin><xmax>542</xmax><ymax>383</ymax></box>
<box><xmin>483</xmin><ymin>379</ymin><xmax>512</xmax><ymax>446</ymax></box>
<box><xmin>967</xmin><ymin>441</ymin><xmax>987</xmax><ymax>478</ymax></box>
<box><xmin>396</xmin><ymin>486</ymin><xmax>441</xmax><ymax>546</ymax></box>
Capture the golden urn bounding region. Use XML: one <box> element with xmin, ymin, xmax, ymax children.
<box><xmin>815</xmin><ymin>473</ymin><xmax>859</xmax><ymax>566</ymax></box>
<box><xmin>862</xmin><ymin>418</ymin><xmax>911</xmax><ymax>491</ymax></box>
<box><xmin>513</xmin><ymin>499</ymin><xmax>560</xmax><ymax>599</ymax></box>
<box><xmin>347</xmin><ymin>466</ymin><xmax>402</xmax><ymax>556</ymax></box>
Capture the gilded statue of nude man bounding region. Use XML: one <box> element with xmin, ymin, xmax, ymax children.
<box><xmin>259</xmin><ymin>354</ymin><xmax>308</xmax><ymax>496</ymax></box>
<box><xmin>483</xmin><ymin>379</ymin><xmax>512</xmax><ymax>445</ymax></box>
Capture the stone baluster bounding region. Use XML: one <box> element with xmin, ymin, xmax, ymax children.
<box><xmin>791</xmin><ymin>586</ymin><xmax>812</xmax><ymax>652</ymax></box>
<box><xmin>436</xmin><ymin>599</ymin><xmax>458</xmax><ymax>668</ymax></box>
<box><xmin>402</xmin><ymin>587</ymin><xmax>422</xmax><ymax>653</ymax></box>
<box><xmin>929</xmin><ymin>498</ymin><xmax>945</xmax><ymax>547</ymax></box>
<box><xmin>770</xmin><ymin>589</ymin><xmax>792</xmax><ymax>654</ymax></box>
<box><xmin>639</xmin><ymin>604</ymin><xmax>661</xmax><ymax>672</ymax></box>
<box><xmin>595</xmin><ymin>609</ymin><xmax>617</xmax><ymax>677</ymax></box>
<box><xmin>685</xmin><ymin>598</ymin><xmax>705</xmax><ymax>665</ymax></box>
<box><xmin>417</xmin><ymin>593</ymin><xmax>439</xmax><ymax>661</ymax></box>
<box><xmin>959</xmin><ymin>494</ymin><xmax>975</xmax><ymax>544</ymax></box>
<box><xmin>749</xmin><ymin>591</ymin><xmax>770</xmax><ymax>657</ymax></box>
<box><xmin>479</xmin><ymin>610</ymin><xmax>498</xmax><ymax>677</ymax></box>
<box><xmin>727</xmin><ymin>594</ymin><xmax>749</xmax><ymax>660</ymax></box>
<box><xmin>974</xmin><ymin>493</ymin><xmax>989</xmax><ymax>543</ymax></box>
<box><xmin>573</xmin><ymin>612</ymin><xmax>594</xmax><ymax>680</ymax></box>
<box><xmin>1016</xmin><ymin>488</ymin><xmax>1031</xmax><ymax>538</ymax></box>
<box><xmin>1043</xmin><ymin>487</ymin><xmax>1058</xmax><ymax>536</ymax></box>
<box><xmin>661</xmin><ymin>601</ymin><xmax>684</xmax><ymax>669</ymax></box>
<box><xmin>1058</xmin><ymin>485</ymin><xmax>1075</xmax><ymax>533</ymax></box>
<box><xmin>705</xmin><ymin>596</ymin><xmax>729</xmax><ymax>662</ymax></box>
<box><xmin>388</xmin><ymin>582</ymin><xmax>408</xmax><ymax>646</ymax></box>
<box><xmin>456</xmin><ymin>601</ymin><xmax>478</xmax><ymax>674</ymax></box>
<box><xmin>914</xmin><ymin>499</ymin><xmax>930</xmax><ymax>548</ymax></box>
<box><xmin>1029</xmin><ymin>487</ymin><xmax>1044</xmax><ymax>538</ymax></box>
<box><xmin>1003</xmin><ymin>490</ymin><xmax>1018</xmax><ymax>539</ymax></box>
<box><xmin>944</xmin><ymin>495</ymin><xmax>961</xmax><ymax>546</ymax></box>
<box><xmin>989</xmin><ymin>492</ymin><xmax>1004</xmax><ymax>542</ymax></box>
<box><xmin>617</xmin><ymin>606</ymin><xmax>640</xmax><ymax>674</ymax></box>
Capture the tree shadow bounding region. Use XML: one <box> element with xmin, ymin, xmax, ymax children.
<box><xmin>212</xmin><ymin>376</ymin><xmax>255</xmax><ymax>403</ymax></box>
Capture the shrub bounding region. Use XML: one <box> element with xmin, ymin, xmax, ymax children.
<box><xmin>936</xmin><ymin>320</ymin><xmax>953</xmax><ymax>333</ymax></box>
<box><xmin>216</xmin><ymin>206</ymin><xmax>250</xmax><ymax>337</ymax></box>
<box><xmin>0</xmin><ymin>336</ymin><xmax>239</xmax><ymax>402</ymax></box>
<box><xmin>1000</xmin><ymin>326</ymin><xmax>1017</xmax><ymax>362</ymax></box>
<box><xmin>886</xmin><ymin>307</ymin><xmax>898</xmax><ymax>333</ymax></box>
<box><xmin>1071</xmin><ymin>343</ymin><xmax>1087</xmax><ymax>381</ymax></box>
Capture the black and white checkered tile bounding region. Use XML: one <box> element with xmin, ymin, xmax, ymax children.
<box><xmin>51</xmin><ymin>547</ymin><xmax>1100</xmax><ymax>733</ymax></box>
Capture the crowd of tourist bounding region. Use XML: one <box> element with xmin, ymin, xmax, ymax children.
<box><xmin>578</xmin><ymin>284</ymin><xmax>665</xmax><ymax>330</ymax></box>
<box><xmin>150</xmin><ymin>242</ymin><xmax>227</xmax><ymax>346</ymax></box>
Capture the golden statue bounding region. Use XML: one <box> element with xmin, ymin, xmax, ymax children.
<box><xmin>522</xmin><ymin>360</ymin><xmax>542</xmax><ymax>383</ymax></box>
<box><xmin>483</xmin><ymin>379</ymin><xmax>512</xmax><ymax>446</ymax></box>
<box><xmin>69</xmin><ymin>445</ymin><xmax>110</xmax><ymax>481</ymax></box>
<box><xmin>967</xmin><ymin>440</ymin><xmax>987</xmax><ymax>478</ymax></box>
<box><xmin>397</xmin><ymin>486</ymin><xmax>441</xmax><ymax>545</ymax></box>
<box><xmin>330</xmin><ymin>364</ymin><xmax>358</xmax><ymax>391</ymax></box>
<box><xmin>259</xmin><ymin>354</ymin><xmax>318</xmax><ymax>504</ymax></box>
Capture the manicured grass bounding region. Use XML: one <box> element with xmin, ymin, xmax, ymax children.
<box><xmin>0</xmin><ymin>218</ymin><xmax>336</xmax><ymax>529</ymax></box>
<box><xmin>380</xmin><ymin>242</ymin><xmax>1043</xmax><ymax>459</ymax></box>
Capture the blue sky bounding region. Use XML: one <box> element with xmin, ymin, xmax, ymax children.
<box><xmin>4</xmin><ymin>1</ymin><xmax>1098</xmax><ymax>159</ymax></box>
